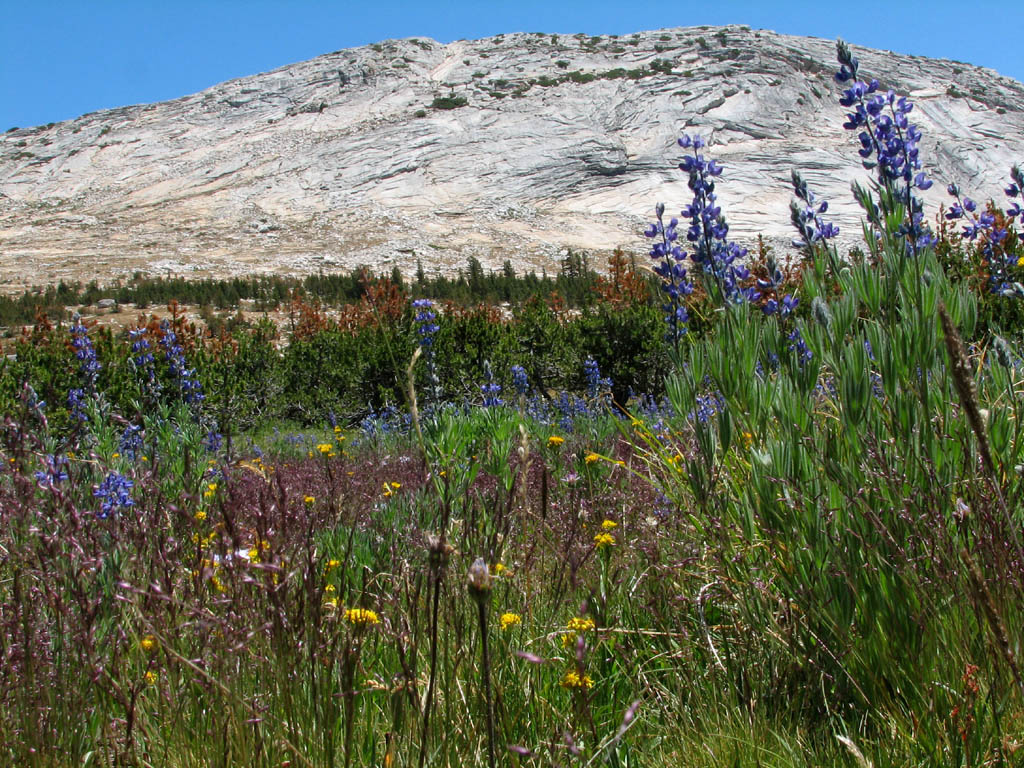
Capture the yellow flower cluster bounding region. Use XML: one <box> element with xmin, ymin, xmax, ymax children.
<box><xmin>567</xmin><ymin>617</ymin><xmax>595</xmax><ymax>633</ymax></box>
<box><xmin>191</xmin><ymin>530</ymin><xmax>218</xmax><ymax>547</ymax></box>
<box><xmin>325</xmin><ymin>558</ymin><xmax>341</xmax><ymax>573</ymax></box>
<box><xmin>547</xmin><ymin>435</ymin><xmax>565</xmax><ymax>447</ymax></box>
<box><xmin>499</xmin><ymin>612</ymin><xmax>522</xmax><ymax>631</ymax></box>
<box><xmin>139</xmin><ymin>635</ymin><xmax>157</xmax><ymax>653</ymax></box>
<box><xmin>601</xmin><ymin>519</ymin><xmax>617</xmax><ymax>530</ymax></box>
<box><xmin>304</xmin><ymin>495</ymin><xmax>316</xmax><ymax>505</ymax></box>
<box><xmin>382</xmin><ymin>481</ymin><xmax>401</xmax><ymax>497</ymax></box>
<box><xmin>344</xmin><ymin>608</ymin><xmax>380</xmax><ymax>626</ymax></box>
<box><xmin>144</xmin><ymin>670</ymin><xmax>159</xmax><ymax>686</ymax></box>
<box><xmin>560</xmin><ymin>670</ymin><xmax>594</xmax><ymax>690</ymax></box>
<box><xmin>203</xmin><ymin>482</ymin><xmax>218</xmax><ymax>499</ymax></box>
<box><xmin>584</xmin><ymin>452</ymin><xmax>600</xmax><ymax>464</ymax></box>
<box><xmin>593</xmin><ymin>532</ymin><xmax>615</xmax><ymax>549</ymax></box>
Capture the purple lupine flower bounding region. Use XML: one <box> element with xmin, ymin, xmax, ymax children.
<box><xmin>412</xmin><ymin>298</ymin><xmax>441</xmax><ymax>403</ymax></box>
<box><xmin>412</xmin><ymin>299</ymin><xmax>439</xmax><ymax>346</ymax></box>
<box><xmin>946</xmin><ymin>172</ymin><xmax>1024</xmax><ymax>296</ymax></box>
<box><xmin>675</xmin><ymin>134</ymin><xmax>753</xmax><ymax>304</ymax></box>
<box><xmin>480</xmin><ymin>360</ymin><xmax>503</xmax><ymax>407</ymax></box>
<box><xmin>159</xmin><ymin>320</ymin><xmax>204</xmax><ymax>404</ymax></box>
<box><xmin>790</xmin><ymin>171</ymin><xmax>840</xmax><ymax>251</ymax></box>
<box><xmin>583</xmin><ymin>357</ymin><xmax>612</xmax><ymax>399</ymax></box>
<box><xmin>645</xmin><ymin>200</ymin><xmax>693</xmax><ymax>344</ymax></box>
<box><xmin>787</xmin><ymin>328</ymin><xmax>813</xmax><ymax>366</ymax></box>
<box><xmin>834</xmin><ymin>40</ymin><xmax>934</xmax><ymax>256</ymax></box>
<box><xmin>94</xmin><ymin>472</ymin><xmax>134</xmax><ymax>518</ymax></box>
<box><xmin>35</xmin><ymin>454</ymin><xmax>69</xmax><ymax>489</ymax></box>
<box><xmin>119</xmin><ymin>424</ymin><xmax>144</xmax><ymax>461</ymax></box>
<box><xmin>510</xmin><ymin>364</ymin><xmax>529</xmax><ymax>396</ymax></box>
<box><xmin>70</xmin><ymin>316</ymin><xmax>101</xmax><ymax>388</ymax></box>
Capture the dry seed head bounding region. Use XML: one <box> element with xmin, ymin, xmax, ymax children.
<box><xmin>467</xmin><ymin>557</ymin><xmax>492</xmax><ymax>604</ymax></box>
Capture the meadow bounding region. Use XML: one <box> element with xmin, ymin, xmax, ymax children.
<box><xmin>2</xmin><ymin>40</ymin><xmax>1024</xmax><ymax>767</ymax></box>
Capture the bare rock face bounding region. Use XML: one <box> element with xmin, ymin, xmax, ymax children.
<box><xmin>1</xmin><ymin>25</ymin><xmax>1022</xmax><ymax>292</ymax></box>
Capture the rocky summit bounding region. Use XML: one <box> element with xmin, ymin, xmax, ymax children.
<box><xmin>1</xmin><ymin>25</ymin><xmax>1023</xmax><ymax>293</ymax></box>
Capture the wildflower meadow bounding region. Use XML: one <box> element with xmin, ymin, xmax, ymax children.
<box><xmin>2</xmin><ymin>40</ymin><xmax>1024</xmax><ymax>767</ymax></box>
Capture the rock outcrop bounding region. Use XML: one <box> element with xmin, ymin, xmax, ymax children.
<box><xmin>1</xmin><ymin>25</ymin><xmax>1022</xmax><ymax>292</ymax></box>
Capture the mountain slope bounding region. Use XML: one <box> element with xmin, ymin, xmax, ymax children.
<box><xmin>1</xmin><ymin>25</ymin><xmax>1022</xmax><ymax>292</ymax></box>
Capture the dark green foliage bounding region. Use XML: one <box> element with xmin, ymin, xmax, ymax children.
<box><xmin>576</xmin><ymin>304</ymin><xmax>671</xmax><ymax>403</ymax></box>
<box><xmin>429</xmin><ymin>95</ymin><xmax>468</xmax><ymax>110</ymax></box>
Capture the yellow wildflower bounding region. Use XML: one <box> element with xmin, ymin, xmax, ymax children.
<box><xmin>567</xmin><ymin>617</ymin><xmax>595</xmax><ymax>633</ymax></box>
<box><xmin>1018</xmin><ymin>255</ymin><xmax>1024</xmax><ymax>267</ymax></box>
<box><xmin>144</xmin><ymin>670</ymin><xmax>159</xmax><ymax>686</ymax></box>
<box><xmin>584</xmin><ymin>452</ymin><xmax>600</xmax><ymax>464</ymax></box>
<box><xmin>323</xmin><ymin>597</ymin><xmax>338</xmax><ymax>611</ymax></box>
<box><xmin>139</xmin><ymin>635</ymin><xmax>157</xmax><ymax>653</ymax></box>
<box><xmin>499</xmin><ymin>612</ymin><xmax>522</xmax><ymax>631</ymax></box>
<box><xmin>112</xmin><ymin>452</ymin><xmax>120</xmax><ymax>459</ymax></box>
<box><xmin>548</xmin><ymin>435</ymin><xmax>565</xmax><ymax>447</ymax></box>
<box><xmin>742</xmin><ymin>431</ymin><xmax>754</xmax><ymax>448</ymax></box>
<box><xmin>561</xmin><ymin>631</ymin><xmax>577</xmax><ymax>649</ymax></box>
<box><xmin>317</xmin><ymin>443</ymin><xmax>333</xmax><ymax>454</ymax></box>
<box><xmin>304</xmin><ymin>495</ymin><xmax>316</xmax><ymax>505</ymax></box>
<box><xmin>601</xmin><ymin>519</ymin><xmax>617</xmax><ymax>530</ymax></box>
<box><xmin>324</xmin><ymin>584</ymin><xmax>336</xmax><ymax>594</ymax></box>
<box><xmin>490</xmin><ymin>562</ymin><xmax>507</xmax><ymax>576</ymax></box>
<box><xmin>325</xmin><ymin>558</ymin><xmax>341</xmax><ymax>573</ymax></box>
<box><xmin>560</xmin><ymin>670</ymin><xmax>594</xmax><ymax>690</ymax></box>
<box><xmin>344</xmin><ymin>608</ymin><xmax>380</xmax><ymax>626</ymax></box>
<box><xmin>593</xmin><ymin>532</ymin><xmax>615</xmax><ymax>549</ymax></box>
<box><xmin>194</xmin><ymin>510</ymin><xmax>207</xmax><ymax>522</ymax></box>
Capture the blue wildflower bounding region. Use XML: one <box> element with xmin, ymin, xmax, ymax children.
<box><xmin>70</xmin><ymin>316</ymin><xmax>101</xmax><ymax>389</ymax></box>
<box><xmin>119</xmin><ymin>424</ymin><xmax>144</xmax><ymax>461</ymax></box>
<box><xmin>946</xmin><ymin>173</ymin><xmax>1024</xmax><ymax>297</ymax></box>
<box><xmin>480</xmin><ymin>360</ymin><xmax>503</xmax><ymax>407</ymax></box>
<box><xmin>94</xmin><ymin>472</ymin><xmax>134</xmax><ymax>518</ymax></box>
<box><xmin>204</xmin><ymin>429</ymin><xmax>223</xmax><ymax>453</ymax></box>
<box><xmin>412</xmin><ymin>298</ymin><xmax>441</xmax><ymax>403</ymax></box>
<box><xmin>834</xmin><ymin>40</ymin><xmax>934</xmax><ymax>256</ymax></box>
<box><xmin>788</xmin><ymin>328</ymin><xmax>813</xmax><ymax>366</ymax></box>
<box><xmin>645</xmin><ymin>199</ymin><xmax>694</xmax><ymax>344</ymax></box>
<box><xmin>676</xmin><ymin>134</ymin><xmax>753</xmax><ymax>305</ymax></box>
<box><xmin>510</xmin><ymin>365</ymin><xmax>529</xmax><ymax>397</ymax></box>
<box><xmin>583</xmin><ymin>357</ymin><xmax>612</xmax><ymax>400</ymax></box>
<box><xmin>35</xmin><ymin>454</ymin><xmax>69</xmax><ymax>489</ymax></box>
<box><xmin>159</xmin><ymin>321</ymin><xmax>204</xmax><ymax>404</ymax></box>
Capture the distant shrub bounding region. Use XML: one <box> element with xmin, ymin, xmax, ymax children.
<box><xmin>430</xmin><ymin>95</ymin><xmax>468</xmax><ymax>110</ymax></box>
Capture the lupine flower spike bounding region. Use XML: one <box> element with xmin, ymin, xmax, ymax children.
<box><xmin>835</xmin><ymin>40</ymin><xmax>934</xmax><ymax>256</ymax></box>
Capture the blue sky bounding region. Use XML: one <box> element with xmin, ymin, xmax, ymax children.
<box><xmin>2</xmin><ymin>0</ymin><xmax>1021</xmax><ymax>130</ymax></box>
